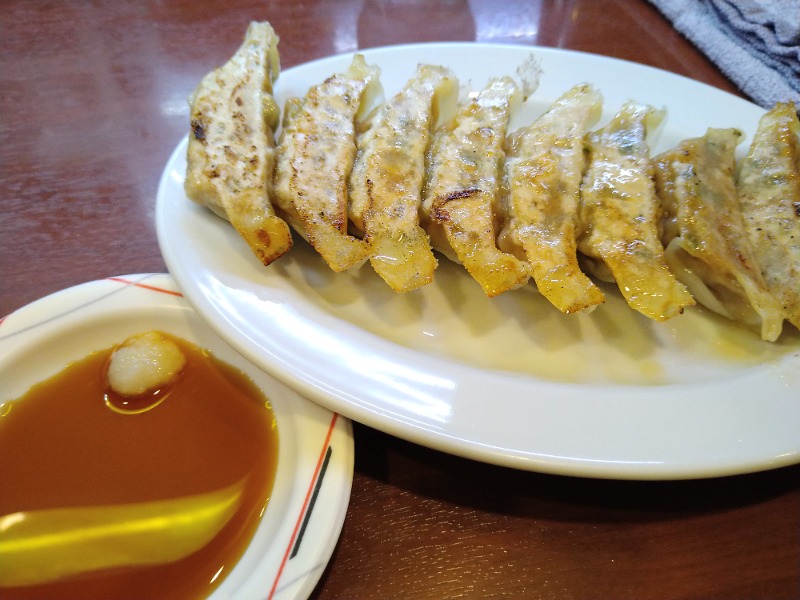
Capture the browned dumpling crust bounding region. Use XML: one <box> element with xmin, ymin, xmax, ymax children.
<box><xmin>579</xmin><ymin>102</ymin><xmax>694</xmax><ymax>321</ymax></box>
<box><xmin>184</xmin><ymin>22</ymin><xmax>292</xmax><ymax>266</ymax></box>
<box><xmin>498</xmin><ymin>84</ymin><xmax>605</xmax><ymax>314</ymax></box>
<box><xmin>349</xmin><ymin>64</ymin><xmax>458</xmax><ymax>293</ymax></box>
<box><xmin>737</xmin><ymin>102</ymin><xmax>800</xmax><ymax>330</ymax></box>
<box><xmin>273</xmin><ymin>55</ymin><xmax>382</xmax><ymax>272</ymax></box>
<box><xmin>421</xmin><ymin>77</ymin><xmax>530</xmax><ymax>297</ymax></box>
<box><xmin>653</xmin><ymin>128</ymin><xmax>784</xmax><ymax>341</ymax></box>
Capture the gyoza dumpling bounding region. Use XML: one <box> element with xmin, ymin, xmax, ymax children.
<box><xmin>184</xmin><ymin>21</ymin><xmax>292</xmax><ymax>266</ymax></box>
<box><xmin>498</xmin><ymin>84</ymin><xmax>605</xmax><ymax>313</ymax></box>
<box><xmin>421</xmin><ymin>77</ymin><xmax>530</xmax><ymax>297</ymax></box>
<box><xmin>736</xmin><ymin>102</ymin><xmax>800</xmax><ymax>330</ymax></box>
<box><xmin>653</xmin><ymin>128</ymin><xmax>784</xmax><ymax>341</ymax></box>
<box><xmin>273</xmin><ymin>54</ymin><xmax>382</xmax><ymax>272</ymax></box>
<box><xmin>349</xmin><ymin>64</ymin><xmax>458</xmax><ymax>292</ymax></box>
<box><xmin>578</xmin><ymin>102</ymin><xmax>694</xmax><ymax>321</ymax></box>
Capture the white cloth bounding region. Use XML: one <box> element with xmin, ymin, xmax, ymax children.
<box><xmin>648</xmin><ymin>0</ymin><xmax>800</xmax><ymax>108</ymax></box>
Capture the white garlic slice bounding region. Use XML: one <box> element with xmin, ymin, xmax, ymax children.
<box><xmin>107</xmin><ymin>331</ymin><xmax>186</xmax><ymax>397</ymax></box>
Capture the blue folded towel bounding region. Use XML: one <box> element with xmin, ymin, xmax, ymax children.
<box><xmin>648</xmin><ymin>0</ymin><xmax>800</xmax><ymax>109</ymax></box>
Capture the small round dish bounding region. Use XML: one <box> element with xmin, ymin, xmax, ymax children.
<box><xmin>0</xmin><ymin>273</ymin><xmax>353</xmax><ymax>600</ymax></box>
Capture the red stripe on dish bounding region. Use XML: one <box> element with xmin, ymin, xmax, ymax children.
<box><xmin>268</xmin><ymin>412</ymin><xmax>340</xmax><ymax>600</ymax></box>
<box><xmin>106</xmin><ymin>276</ymin><xmax>183</xmax><ymax>297</ymax></box>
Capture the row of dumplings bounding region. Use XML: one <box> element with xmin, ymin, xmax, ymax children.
<box><xmin>184</xmin><ymin>22</ymin><xmax>799</xmax><ymax>342</ymax></box>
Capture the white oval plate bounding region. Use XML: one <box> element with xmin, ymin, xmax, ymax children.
<box><xmin>157</xmin><ymin>43</ymin><xmax>800</xmax><ymax>480</ymax></box>
<box><xmin>0</xmin><ymin>274</ymin><xmax>353</xmax><ymax>599</ymax></box>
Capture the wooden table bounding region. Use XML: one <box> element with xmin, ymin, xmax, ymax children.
<box><xmin>2</xmin><ymin>1</ymin><xmax>799</xmax><ymax>598</ymax></box>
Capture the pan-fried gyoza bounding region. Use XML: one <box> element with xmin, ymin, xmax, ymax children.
<box><xmin>578</xmin><ymin>102</ymin><xmax>694</xmax><ymax>321</ymax></box>
<box><xmin>349</xmin><ymin>64</ymin><xmax>458</xmax><ymax>293</ymax></box>
<box><xmin>350</xmin><ymin>65</ymin><xmax>458</xmax><ymax>292</ymax></box>
<box><xmin>273</xmin><ymin>54</ymin><xmax>382</xmax><ymax>272</ymax></box>
<box><xmin>184</xmin><ymin>22</ymin><xmax>292</xmax><ymax>266</ymax></box>
<box><xmin>421</xmin><ymin>77</ymin><xmax>530</xmax><ymax>297</ymax></box>
<box><xmin>185</xmin><ymin>21</ymin><xmax>800</xmax><ymax>342</ymax></box>
<box><xmin>653</xmin><ymin>128</ymin><xmax>785</xmax><ymax>342</ymax></box>
<box><xmin>498</xmin><ymin>84</ymin><xmax>606</xmax><ymax>314</ymax></box>
<box><xmin>736</xmin><ymin>102</ymin><xmax>800</xmax><ymax>330</ymax></box>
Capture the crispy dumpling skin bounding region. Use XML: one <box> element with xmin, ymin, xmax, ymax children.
<box><xmin>578</xmin><ymin>102</ymin><xmax>694</xmax><ymax>321</ymax></box>
<box><xmin>421</xmin><ymin>77</ymin><xmax>530</xmax><ymax>297</ymax></box>
<box><xmin>349</xmin><ymin>64</ymin><xmax>458</xmax><ymax>292</ymax></box>
<box><xmin>736</xmin><ymin>102</ymin><xmax>800</xmax><ymax>330</ymax></box>
<box><xmin>272</xmin><ymin>97</ymin><xmax>304</xmax><ymax>235</ymax></box>
<box><xmin>653</xmin><ymin>127</ymin><xmax>784</xmax><ymax>341</ymax></box>
<box><xmin>273</xmin><ymin>54</ymin><xmax>382</xmax><ymax>272</ymax></box>
<box><xmin>184</xmin><ymin>21</ymin><xmax>292</xmax><ymax>266</ymax></box>
<box><xmin>498</xmin><ymin>83</ymin><xmax>605</xmax><ymax>314</ymax></box>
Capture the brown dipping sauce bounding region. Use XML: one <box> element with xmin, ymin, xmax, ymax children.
<box><xmin>0</xmin><ymin>332</ymin><xmax>279</xmax><ymax>599</ymax></box>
